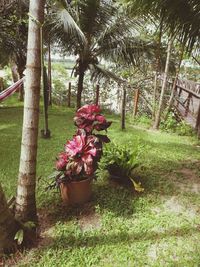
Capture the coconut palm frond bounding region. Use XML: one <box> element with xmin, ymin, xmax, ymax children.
<box><xmin>95</xmin><ymin>14</ymin><xmax>141</xmax><ymax>50</ymax></box>
<box><xmin>125</xmin><ymin>0</ymin><xmax>200</xmax><ymax>52</ymax></box>
<box><xmin>89</xmin><ymin>64</ymin><xmax>125</xmax><ymax>84</ymax></box>
<box><xmin>97</xmin><ymin>37</ymin><xmax>156</xmax><ymax>67</ymax></box>
<box><xmin>75</xmin><ymin>0</ymin><xmax>116</xmax><ymax>39</ymax></box>
<box><xmin>49</xmin><ymin>0</ymin><xmax>86</xmax><ymax>46</ymax></box>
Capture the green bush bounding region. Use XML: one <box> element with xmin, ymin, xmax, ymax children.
<box><xmin>160</xmin><ymin>112</ymin><xmax>177</xmax><ymax>132</ymax></box>
<box><xmin>97</xmin><ymin>142</ymin><xmax>144</xmax><ymax>192</ymax></box>
<box><xmin>160</xmin><ymin>112</ymin><xmax>194</xmax><ymax>136</ymax></box>
<box><xmin>176</xmin><ymin>121</ymin><xmax>195</xmax><ymax>136</ymax></box>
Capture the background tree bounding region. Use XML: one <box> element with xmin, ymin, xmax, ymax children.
<box><xmin>0</xmin><ymin>1</ymin><xmax>28</xmax><ymax>100</ymax></box>
<box><xmin>50</xmin><ymin>0</ymin><xmax>154</xmax><ymax>109</ymax></box>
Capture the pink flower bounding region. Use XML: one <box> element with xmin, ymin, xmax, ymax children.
<box><xmin>54</xmin><ymin>104</ymin><xmax>111</xmax><ymax>182</ymax></box>
<box><xmin>74</xmin><ymin>104</ymin><xmax>112</xmax><ymax>133</ymax></box>
<box><xmin>95</xmin><ymin>114</ymin><xmax>105</xmax><ymax>123</ymax></box>
<box><xmin>65</xmin><ymin>133</ymin><xmax>97</xmax><ymax>175</ymax></box>
<box><xmin>56</xmin><ymin>152</ymin><xmax>68</xmax><ymax>171</ymax></box>
<box><xmin>77</xmin><ymin>104</ymin><xmax>100</xmax><ymax>114</ymax></box>
<box><xmin>65</xmin><ymin>134</ymin><xmax>86</xmax><ymax>157</ymax></box>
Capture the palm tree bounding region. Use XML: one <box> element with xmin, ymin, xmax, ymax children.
<box><xmin>125</xmin><ymin>0</ymin><xmax>200</xmax><ymax>50</ymax></box>
<box><xmin>153</xmin><ymin>36</ymin><xmax>174</xmax><ymax>129</ymax></box>
<box><xmin>15</xmin><ymin>0</ymin><xmax>45</xmax><ymax>222</ymax></box>
<box><xmin>50</xmin><ymin>0</ymin><xmax>154</xmax><ymax>109</ymax></box>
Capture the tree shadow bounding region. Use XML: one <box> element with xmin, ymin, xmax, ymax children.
<box><xmin>37</xmin><ymin>224</ymin><xmax>200</xmax><ymax>251</ymax></box>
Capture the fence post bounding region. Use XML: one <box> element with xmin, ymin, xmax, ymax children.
<box><xmin>133</xmin><ymin>88</ymin><xmax>140</xmax><ymax>118</ymax></box>
<box><xmin>95</xmin><ymin>84</ymin><xmax>100</xmax><ymax>106</ymax></box>
<box><xmin>67</xmin><ymin>82</ymin><xmax>71</xmax><ymax>107</ymax></box>
<box><xmin>121</xmin><ymin>87</ymin><xmax>126</xmax><ymax>130</ymax></box>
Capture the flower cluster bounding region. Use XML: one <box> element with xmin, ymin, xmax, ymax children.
<box><xmin>74</xmin><ymin>104</ymin><xmax>112</xmax><ymax>133</ymax></box>
<box><xmin>54</xmin><ymin>104</ymin><xmax>111</xmax><ymax>184</ymax></box>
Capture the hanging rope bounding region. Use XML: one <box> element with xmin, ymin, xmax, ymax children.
<box><xmin>0</xmin><ymin>78</ymin><xmax>24</xmax><ymax>102</ymax></box>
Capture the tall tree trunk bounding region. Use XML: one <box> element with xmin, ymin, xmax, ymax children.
<box><xmin>0</xmin><ymin>183</ymin><xmax>19</xmax><ymax>252</ymax></box>
<box><xmin>165</xmin><ymin>42</ymin><xmax>185</xmax><ymax>118</ymax></box>
<box><xmin>47</xmin><ymin>36</ymin><xmax>52</xmax><ymax>106</ymax></box>
<box><xmin>15</xmin><ymin>0</ymin><xmax>45</xmax><ymax>222</ymax></box>
<box><xmin>121</xmin><ymin>87</ymin><xmax>126</xmax><ymax>130</ymax></box>
<box><xmin>153</xmin><ymin>37</ymin><xmax>173</xmax><ymax>129</ymax></box>
<box><xmin>152</xmin><ymin>21</ymin><xmax>163</xmax><ymax>119</ymax></box>
<box><xmin>10</xmin><ymin>62</ymin><xmax>19</xmax><ymax>83</ymax></box>
<box><xmin>77</xmin><ymin>68</ymin><xmax>85</xmax><ymax>110</ymax></box>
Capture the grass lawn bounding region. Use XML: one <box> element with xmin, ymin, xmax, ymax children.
<box><xmin>1</xmin><ymin>96</ymin><xmax>200</xmax><ymax>266</ymax></box>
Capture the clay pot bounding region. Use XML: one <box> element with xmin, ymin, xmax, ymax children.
<box><xmin>60</xmin><ymin>177</ymin><xmax>93</xmax><ymax>205</ymax></box>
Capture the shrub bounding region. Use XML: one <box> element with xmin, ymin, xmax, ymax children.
<box><xmin>161</xmin><ymin>112</ymin><xmax>194</xmax><ymax>136</ymax></box>
<box><xmin>97</xmin><ymin>143</ymin><xmax>144</xmax><ymax>192</ymax></box>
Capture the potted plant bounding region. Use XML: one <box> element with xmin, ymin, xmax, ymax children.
<box><xmin>49</xmin><ymin>104</ymin><xmax>112</xmax><ymax>205</ymax></box>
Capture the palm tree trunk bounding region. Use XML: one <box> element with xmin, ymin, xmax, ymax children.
<box><xmin>164</xmin><ymin>42</ymin><xmax>185</xmax><ymax>119</ymax></box>
<box><xmin>15</xmin><ymin>0</ymin><xmax>45</xmax><ymax>222</ymax></box>
<box><xmin>77</xmin><ymin>68</ymin><xmax>85</xmax><ymax>109</ymax></box>
<box><xmin>0</xmin><ymin>183</ymin><xmax>19</xmax><ymax>252</ymax></box>
<box><xmin>152</xmin><ymin>21</ymin><xmax>163</xmax><ymax>119</ymax></box>
<box><xmin>153</xmin><ymin>37</ymin><xmax>173</xmax><ymax>129</ymax></box>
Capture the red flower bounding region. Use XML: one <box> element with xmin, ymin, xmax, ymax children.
<box><xmin>65</xmin><ymin>133</ymin><xmax>97</xmax><ymax>175</ymax></box>
<box><xmin>77</xmin><ymin>104</ymin><xmax>100</xmax><ymax>115</ymax></box>
<box><xmin>56</xmin><ymin>152</ymin><xmax>68</xmax><ymax>171</ymax></box>
<box><xmin>74</xmin><ymin>104</ymin><xmax>112</xmax><ymax>133</ymax></box>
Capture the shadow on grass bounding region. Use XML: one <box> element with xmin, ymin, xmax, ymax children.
<box><xmin>38</xmin><ymin>224</ymin><xmax>200</xmax><ymax>251</ymax></box>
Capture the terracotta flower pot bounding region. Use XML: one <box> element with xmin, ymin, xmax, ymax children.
<box><xmin>60</xmin><ymin>177</ymin><xmax>93</xmax><ymax>205</ymax></box>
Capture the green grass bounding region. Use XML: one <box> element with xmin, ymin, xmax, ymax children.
<box><xmin>1</xmin><ymin>96</ymin><xmax>200</xmax><ymax>266</ymax></box>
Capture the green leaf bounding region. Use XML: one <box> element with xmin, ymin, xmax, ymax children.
<box><xmin>14</xmin><ymin>229</ymin><xmax>24</xmax><ymax>245</ymax></box>
<box><xmin>48</xmin><ymin>171</ymin><xmax>60</xmax><ymax>179</ymax></box>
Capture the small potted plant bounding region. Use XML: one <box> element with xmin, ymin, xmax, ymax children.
<box><xmin>49</xmin><ymin>104</ymin><xmax>112</xmax><ymax>205</ymax></box>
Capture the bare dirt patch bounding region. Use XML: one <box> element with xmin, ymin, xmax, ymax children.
<box><xmin>171</xmin><ymin>164</ymin><xmax>200</xmax><ymax>193</ymax></box>
<box><xmin>78</xmin><ymin>213</ymin><xmax>101</xmax><ymax>232</ymax></box>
